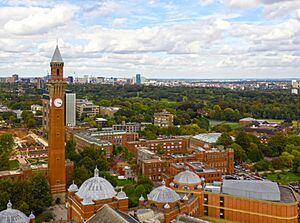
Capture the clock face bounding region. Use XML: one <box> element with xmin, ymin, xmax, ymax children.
<box><xmin>54</xmin><ymin>98</ymin><xmax>63</xmax><ymax>108</ymax></box>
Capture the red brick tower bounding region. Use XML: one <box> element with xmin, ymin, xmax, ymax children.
<box><xmin>47</xmin><ymin>45</ymin><xmax>67</xmax><ymax>202</ymax></box>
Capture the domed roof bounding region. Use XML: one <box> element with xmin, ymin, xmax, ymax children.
<box><xmin>183</xmin><ymin>195</ymin><xmax>189</xmax><ymax>201</ymax></box>
<box><xmin>68</xmin><ymin>181</ymin><xmax>78</xmax><ymax>192</ymax></box>
<box><xmin>148</xmin><ymin>181</ymin><xmax>180</xmax><ymax>203</ymax></box>
<box><xmin>0</xmin><ymin>201</ymin><xmax>29</xmax><ymax>223</ymax></box>
<box><xmin>139</xmin><ymin>195</ymin><xmax>145</xmax><ymax>201</ymax></box>
<box><xmin>116</xmin><ymin>189</ymin><xmax>127</xmax><ymax>199</ymax></box>
<box><xmin>164</xmin><ymin>203</ymin><xmax>170</xmax><ymax>209</ymax></box>
<box><xmin>76</xmin><ymin>167</ymin><xmax>116</xmax><ymax>202</ymax></box>
<box><xmin>174</xmin><ymin>169</ymin><xmax>201</xmax><ymax>185</ymax></box>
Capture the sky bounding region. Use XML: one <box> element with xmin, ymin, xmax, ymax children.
<box><xmin>1</xmin><ymin>0</ymin><xmax>300</xmax><ymax>79</ymax></box>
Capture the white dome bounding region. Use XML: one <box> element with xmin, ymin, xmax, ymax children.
<box><xmin>117</xmin><ymin>189</ymin><xmax>127</xmax><ymax>199</ymax></box>
<box><xmin>183</xmin><ymin>195</ymin><xmax>189</xmax><ymax>201</ymax></box>
<box><xmin>76</xmin><ymin>167</ymin><xmax>116</xmax><ymax>202</ymax></box>
<box><xmin>0</xmin><ymin>201</ymin><xmax>29</xmax><ymax>223</ymax></box>
<box><xmin>164</xmin><ymin>203</ymin><xmax>170</xmax><ymax>209</ymax></box>
<box><xmin>148</xmin><ymin>182</ymin><xmax>180</xmax><ymax>203</ymax></box>
<box><xmin>174</xmin><ymin>170</ymin><xmax>201</xmax><ymax>185</ymax></box>
<box><xmin>68</xmin><ymin>181</ymin><xmax>78</xmax><ymax>192</ymax></box>
<box><xmin>139</xmin><ymin>195</ymin><xmax>145</xmax><ymax>201</ymax></box>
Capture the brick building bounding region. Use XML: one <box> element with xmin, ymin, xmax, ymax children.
<box><xmin>137</xmin><ymin>170</ymin><xmax>298</xmax><ymax>223</ymax></box>
<box><xmin>139</xmin><ymin>146</ymin><xmax>234</xmax><ymax>181</ymax></box>
<box><xmin>67</xmin><ymin>167</ymin><xmax>128</xmax><ymax>223</ymax></box>
<box><xmin>73</xmin><ymin>132</ymin><xmax>113</xmax><ymax>157</ymax></box>
<box><xmin>203</xmin><ymin>180</ymin><xmax>298</xmax><ymax>223</ymax></box>
<box><xmin>126</xmin><ymin>137</ymin><xmax>190</xmax><ymax>155</ymax></box>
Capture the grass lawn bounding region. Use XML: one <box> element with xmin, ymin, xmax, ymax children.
<box><xmin>9</xmin><ymin>160</ymin><xmax>19</xmax><ymax>169</ymax></box>
<box><xmin>209</xmin><ymin>120</ymin><xmax>240</xmax><ymax>130</ymax></box>
<box><xmin>265</xmin><ymin>172</ymin><xmax>300</xmax><ymax>185</ymax></box>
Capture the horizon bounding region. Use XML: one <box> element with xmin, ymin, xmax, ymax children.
<box><xmin>0</xmin><ymin>1</ymin><xmax>300</xmax><ymax>78</ymax></box>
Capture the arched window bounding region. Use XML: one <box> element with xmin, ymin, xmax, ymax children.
<box><xmin>57</xmin><ymin>68</ymin><xmax>59</xmax><ymax>76</ymax></box>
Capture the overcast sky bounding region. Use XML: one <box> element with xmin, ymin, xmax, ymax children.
<box><xmin>1</xmin><ymin>0</ymin><xmax>300</xmax><ymax>79</ymax></box>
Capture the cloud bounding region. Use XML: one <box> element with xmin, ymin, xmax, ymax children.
<box><xmin>86</xmin><ymin>1</ymin><xmax>123</xmax><ymax>18</ymax></box>
<box><xmin>112</xmin><ymin>18</ymin><xmax>127</xmax><ymax>27</ymax></box>
<box><xmin>1</xmin><ymin>0</ymin><xmax>300</xmax><ymax>78</ymax></box>
<box><xmin>3</xmin><ymin>4</ymin><xmax>79</xmax><ymax>35</ymax></box>
<box><xmin>199</xmin><ymin>0</ymin><xmax>215</xmax><ymax>6</ymax></box>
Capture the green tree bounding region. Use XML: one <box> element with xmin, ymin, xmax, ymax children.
<box><xmin>216</xmin><ymin>133</ymin><xmax>233</xmax><ymax>148</ymax></box>
<box><xmin>268</xmin><ymin>133</ymin><xmax>287</xmax><ymax>156</ymax></box>
<box><xmin>71</xmin><ymin>166</ymin><xmax>91</xmax><ymax>186</ymax></box>
<box><xmin>78</xmin><ymin>156</ymin><xmax>95</xmax><ymax>173</ymax></box>
<box><xmin>28</xmin><ymin>173</ymin><xmax>52</xmax><ymax>213</ymax></box>
<box><xmin>271</xmin><ymin>157</ymin><xmax>286</xmax><ymax>170</ymax></box>
<box><xmin>248</xmin><ymin>143</ymin><xmax>263</xmax><ymax>162</ymax></box>
<box><xmin>212</xmin><ymin>123</ymin><xmax>232</xmax><ymax>133</ymax></box>
<box><xmin>0</xmin><ymin>133</ymin><xmax>14</xmax><ymax>153</ymax></box>
<box><xmin>95</xmin><ymin>157</ymin><xmax>108</xmax><ymax>171</ymax></box>
<box><xmin>235</xmin><ymin>131</ymin><xmax>251</xmax><ymax>151</ymax></box>
<box><xmin>254</xmin><ymin>160</ymin><xmax>271</xmax><ymax>171</ymax></box>
<box><xmin>230</xmin><ymin>143</ymin><xmax>247</xmax><ymax>162</ymax></box>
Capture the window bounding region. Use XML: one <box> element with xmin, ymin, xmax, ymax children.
<box><xmin>220</xmin><ymin>196</ymin><xmax>224</xmax><ymax>207</ymax></box>
<box><xmin>220</xmin><ymin>209</ymin><xmax>224</xmax><ymax>219</ymax></box>
<box><xmin>204</xmin><ymin>206</ymin><xmax>208</xmax><ymax>216</ymax></box>
<box><xmin>204</xmin><ymin>194</ymin><xmax>208</xmax><ymax>204</ymax></box>
<box><xmin>56</xmin><ymin>68</ymin><xmax>59</xmax><ymax>76</ymax></box>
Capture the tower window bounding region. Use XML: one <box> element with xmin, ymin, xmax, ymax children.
<box><xmin>57</xmin><ymin>68</ymin><xmax>59</xmax><ymax>76</ymax></box>
<box><xmin>220</xmin><ymin>209</ymin><xmax>224</xmax><ymax>219</ymax></box>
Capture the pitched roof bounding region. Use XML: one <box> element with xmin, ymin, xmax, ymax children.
<box><xmin>51</xmin><ymin>45</ymin><xmax>63</xmax><ymax>63</ymax></box>
<box><xmin>87</xmin><ymin>204</ymin><xmax>139</xmax><ymax>223</ymax></box>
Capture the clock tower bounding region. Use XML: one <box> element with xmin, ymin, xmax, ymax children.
<box><xmin>47</xmin><ymin>45</ymin><xmax>67</xmax><ymax>202</ymax></box>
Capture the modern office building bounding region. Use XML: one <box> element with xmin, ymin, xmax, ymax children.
<box><xmin>65</xmin><ymin>93</ymin><xmax>76</xmax><ymax>127</ymax></box>
<box><xmin>135</xmin><ymin>74</ymin><xmax>141</xmax><ymax>85</ymax></box>
<box><xmin>76</xmin><ymin>99</ymin><xmax>100</xmax><ymax>118</ymax></box>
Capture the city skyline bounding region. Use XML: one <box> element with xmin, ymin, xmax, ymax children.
<box><xmin>0</xmin><ymin>0</ymin><xmax>300</xmax><ymax>78</ymax></box>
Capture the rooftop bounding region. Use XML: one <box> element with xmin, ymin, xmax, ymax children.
<box><xmin>51</xmin><ymin>45</ymin><xmax>63</xmax><ymax>63</ymax></box>
<box><xmin>75</xmin><ymin>132</ymin><xmax>112</xmax><ymax>146</ymax></box>
<box><xmin>192</xmin><ymin>133</ymin><xmax>222</xmax><ymax>144</ymax></box>
<box><xmin>87</xmin><ymin>204</ymin><xmax>138</xmax><ymax>223</ymax></box>
<box><xmin>222</xmin><ymin>180</ymin><xmax>281</xmax><ymax>201</ymax></box>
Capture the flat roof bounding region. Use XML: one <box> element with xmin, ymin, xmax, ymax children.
<box><xmin>75</xmin><ymin>132</ymin><xmax>112</xmax><ymax>146</ymax></box>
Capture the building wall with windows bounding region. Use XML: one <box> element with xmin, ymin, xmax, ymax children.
<box><xmin>126</xmin><ymin>137</ymin><xmax>190</xmax><ymax>155</ymax></box>
<box><xmin>65</xmin><ymin>93</ymin><xmax>76</xmax><ymax>126</ymax></box>
<box><xmin>154</xmin><ymin>109</ymin><xmax>174</xmax><ymax>127</ymax></box>
<box><xmin>203</xmin><ymin>189</ymin><xmax>298</xmax><ymax>223</ymax></box>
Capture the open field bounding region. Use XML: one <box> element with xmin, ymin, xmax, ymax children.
<box><xmin>265</xmin><ymin>172</ymin><xmax>300</xmax><ymax>185</ymax></box>
<box><xmin>209</xmin><ymin>120</ymin><xmax>240</xmax><ymax>130</ymax></box>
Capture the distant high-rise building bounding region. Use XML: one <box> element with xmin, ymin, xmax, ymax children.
<box><xmin>136</xmin><ymin>74</ymin><xmax>141</xmax><ymax>85</ymax></box>
<box><xmin>65</xmin><ymin>93</ymin><xmax>76</xmax><ymax>126</ymax></box>
<box><xmin>292</xmin><ymin>88</ymin><xmax>298</xmax><ymax>95</ymax></box>
<box><xmin>291</xmin><ymin>80</ymin><xmax>299</xmax><ymax>95</ymax></box>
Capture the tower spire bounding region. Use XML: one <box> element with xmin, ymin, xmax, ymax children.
<box><xmin>51</xmin><ymin>45</ymin><xmax>63</xmax><ymax>63</ymax></box>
